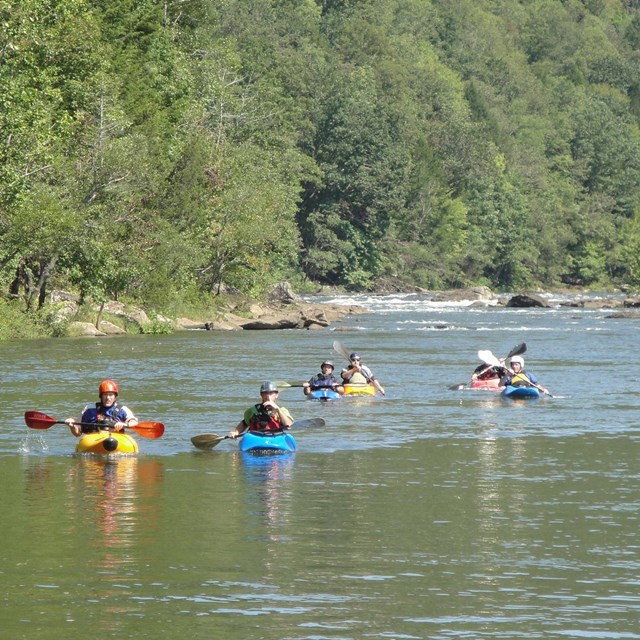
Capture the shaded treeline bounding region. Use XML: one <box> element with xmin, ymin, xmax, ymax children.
<box><xmin>2</xmin><ymin>0</ymin><xmax>640</xmax><ymax>316</ymax></box>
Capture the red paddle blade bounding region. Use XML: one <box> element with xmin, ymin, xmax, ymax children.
<box><xmin>132</xmin><ymin>421</ymin><xmax>164</xmax><ymax>438</ymax></box>
<box><xmin>24</xmin><ymin>411</ymin><xmax>57</xmax><ymax>429</ymax></box>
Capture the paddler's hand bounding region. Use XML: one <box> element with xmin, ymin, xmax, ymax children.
<box><xmin>112</xmin><ymin>421</ymin><xmax>126</xmax><ymax>432</ymax></box>
<box><xmin>227</xmin><ymin>431</ymin><xmax>238</xmax><ymax>440</ymax></box>
<box><xmin>65</xmin><ymin>419</ymin><xmax>81</xmax><ymax>437</ymax></box>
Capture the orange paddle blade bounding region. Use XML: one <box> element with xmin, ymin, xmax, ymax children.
<box><xmin>131</xmin><ymin>421</ymin><xmax>164</xmax><ymax>438</ymax></box>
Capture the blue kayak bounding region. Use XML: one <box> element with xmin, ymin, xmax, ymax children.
<box><xmin>501</xmin><ymin>385</ymin><xmax>541</xmax><ymax>399</ymax></box>
<box><xmin>239</xmin><ymin>431</ymin><xmax>297</xmax><ymax>453</ymax></box>
<box><xmin>307</xmin><ymin>388</ymin><xmax>341</xmax><ymax>401</ymax></box>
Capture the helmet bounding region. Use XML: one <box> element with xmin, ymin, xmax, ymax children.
<box><xmin>349</xmin><ymin>352</ymin><xmax>361</xmax><ymax>361</ymax></box>
<box><xmin>510</xmin><ymin>356</ymin><xmax>524</xmax><ymax>366</ymax></box>
<box><xmin>98</xmin><ymin>379</ymin><xmax>119</xmax><ymax>395</ymax></box>
<box><xmin>321</xmin><ymin>361</ymin><xmax>334</xmax><ymax>369</ymax></box>
<box><xmin>260</xmin><ymin>380</ymin><xmax>278</xmax><ymax>394</ymax></box>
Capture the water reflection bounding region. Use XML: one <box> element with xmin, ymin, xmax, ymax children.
<box><xmin>64</xmin><ymin>457</ymin><xmax>164</xmax><ymax>569</ymax></box>
<box><xmin>237</xmin><ymin>453</ymin><xmax>296</xmax><ymax>545</ymax></box>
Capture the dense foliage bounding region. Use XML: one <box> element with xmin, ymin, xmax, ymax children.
<box><xmin>2</xmin><ymin>0</ymin><xmax>640</xmax><ymax>319</ymax></box>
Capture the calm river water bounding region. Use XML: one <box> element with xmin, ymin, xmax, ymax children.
<box><xmin>1</xmin><ymin>292</ymin><xmax>639</xmax><ymax>639</ymax></box>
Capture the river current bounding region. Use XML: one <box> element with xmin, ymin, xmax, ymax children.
<box><xmin>1</xmin><ymin>292</ymin><xmax>638</xmax><ymax>639</ymax></box>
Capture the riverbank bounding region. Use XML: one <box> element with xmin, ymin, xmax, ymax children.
<box><xmin>2</xmin><ymin>284</ymin><xmax>639</xmax><ymax>341</ymax></box>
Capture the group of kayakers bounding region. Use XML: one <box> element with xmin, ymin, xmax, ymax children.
<box><xmin>62</xmin><ymin>350</ymin><xmax>385</xmax><ymax>441</ymax></box>
<box><xmin>471</xmin><ymin>353</ymin><xmax>549</xmax><ymax>395</ymax></box>
<box><xmin>60</xmin><ymin>345</ymin><xmax>548</xmax><ymax>446</ymax></box>
<box><xmin>301</xmin><ymin>352</ymin><xmax>385</xmax><ymax>397</ymax></box>
<box><xmin>228</xmin><ymin>351</ymin><xmax>384</xmax><ymax>440</ymax></box>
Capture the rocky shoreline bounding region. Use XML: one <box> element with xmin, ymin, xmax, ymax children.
<box><xmin>49</xmin><ymin>285</ymin><xmax>640</xmax><ymax>337</ymax></box>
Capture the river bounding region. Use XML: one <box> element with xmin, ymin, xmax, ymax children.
<box><xmin>1</xmin><ymin>292</ymin><xmax>639</xmax><ymax>639</ymax></box>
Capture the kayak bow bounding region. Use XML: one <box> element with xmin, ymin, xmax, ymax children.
<box><xmin>239</xmin><ymin>431</ymin><xmax>297</xmax><ymax>454</ymax></box>
<box><xmin>75</xmin><ymin>431</ymin><xmax>139</xmax><ymax>454</ymax></box>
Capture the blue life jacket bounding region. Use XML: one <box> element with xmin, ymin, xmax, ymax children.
<box><xmin>80</xmin><ymin>403</ymin><xmax>129</xmax><ymax>433</ymax></box>
<box><xmin>310</xmin><ymin>373</ymin><xmax>338</xmax><ymax>389</ymax></box>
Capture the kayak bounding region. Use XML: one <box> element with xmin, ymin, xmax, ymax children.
<box><xmin>470</xmin><ymin>377</ymin><xmax>502</xmax><ymax>391</ymax></box>
<box><xmin>501</xmin><ymin>385</ymin><xmax>541</xmax><ymax>399</ymax></box>
<box><xmin>343</xmin><ymin>384</ymin><xmax>376</xmax><ymax>396</ymax></box>
<box><xmin>239</xmin><ymin>431</ymin><xmax>297</xmax><ymax>454</ymax></box>
<box><xmin>75</xmin><ymin>431</ymin><xmax>139</xmax><ymax>454</ymax></box>
<box><xmin>307</xmin><ymin>388</ymin><xmax>341</xmax><ymax>400</ymax></box>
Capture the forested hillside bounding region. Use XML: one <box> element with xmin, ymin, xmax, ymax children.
<box><xmin>3</xmin><ymin>0</ymin><xmax>640</xmax><ymax>323</ymax></box>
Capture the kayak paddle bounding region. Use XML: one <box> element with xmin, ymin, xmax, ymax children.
<box><xmin>191</xmin><ymin>417</ymin><xmax>327</xmax><ymax>450</ymax></box>
<box><xmin>448</xmin><ymin>342</ymin><xmax>527</xmax><ymax>390</ymax></box>
<box><xmin>24</xmin><ymin>410</ymin><xmax>165</xmax><ymax>438</ymax></box>
<box><xmin>478</xmin><ymin>351</ymin><xmax>554</xmax><ymax>397</ymax></box>
<box><xmin>332</xmin><ymin>340</ymin><xmax>385</xmax><ymax>395</ymax></box>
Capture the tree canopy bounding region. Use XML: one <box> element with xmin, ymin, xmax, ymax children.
<box><xmin>2</xmin><ymin>0</ymin><xmax>640</xmax><ymax>320</ymax></box>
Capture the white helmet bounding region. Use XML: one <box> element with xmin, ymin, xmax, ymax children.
<box><xmin>510</xmin><ymin>355</ymin><xmax>524</xmax><ymax>366</ymax></box>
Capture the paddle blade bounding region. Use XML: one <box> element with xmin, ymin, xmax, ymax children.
<box><xmin>191</xmin><ymin>433</ymin><xmax>228</xmax><ymax>450</ymax></box>
<box><xmin>332</xmin><ymin>340</ymin><xmax>352</xmax><ymax>361</ymax></box>
<box><xmin>507</xmin><ymin>342</ymin><xmax>527</xmax><ymax>358</ymax></box>
<box><xmin>132</xmin><ymin>421</ymin><xmax>164</xmax><ymax>439</ymax></box>
<box><xmin>24</xmin><ymin>411</ymin><xmax>58</xmax><ymax>430</ymax></box>
<box><xmin>478</xmin><ymin>350</ymin><xmax>502</xmax><ymax>368</ymax></box>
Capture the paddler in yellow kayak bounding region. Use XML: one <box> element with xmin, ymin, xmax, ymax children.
<box><xmin>340</xmin><ymin>352</ymin><xmax>385</xmax><ymax>395</ymax></box>
<box><xmin>65</xmin><ymin>379</ymin><xmax>139</xmax><ymax>437</ymax></box>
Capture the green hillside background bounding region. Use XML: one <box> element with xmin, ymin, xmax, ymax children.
<box><xmin>3</xmin><ymin>0</ymin><xmax>640</xmax><ymax>335</ymax></box>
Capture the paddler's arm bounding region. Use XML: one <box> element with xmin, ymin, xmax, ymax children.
<box><xmin>263</xmin><ymin>398</ymin><xmax>294</xmax><ymax>428</ymax></box>
<box><xmin>228</xmin><ymin>419</ymin><xmax>247</xmax><ymax>439</ymax></box>
<box><xmin>113</xmin><ymin>409</ymin><xmax>138</xmax><ymax>432</ymax></box>
<box><xmin>65</xmin><ymin>418</ymin><xmax>82</xmax><ymax>437</ymax></box>
<box><xmin>277</xmin><ymin>406</ymin><xmax>294</xmax><ymax>428</ymax></box>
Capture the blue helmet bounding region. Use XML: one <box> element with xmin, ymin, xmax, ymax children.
<box><xmin>349</xmin><ymin>353</ymin><xmax>361</xmax><ymax>361</ymax></box>
<box><xmin>260</xmin><ymin>380</ymin><xmax>278</xmax><ymax>393</ymax></box>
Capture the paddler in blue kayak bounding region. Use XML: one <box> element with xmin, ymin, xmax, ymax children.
<box><xmin>340</xmin><ymin>352</ymin><xmax>385</xmax><ymax>395</ymax></box>
<box><xmin>303</xmin><ymin>361</ymin><xmax>344</xmax><ymax>396</ymax></box>
<box><xmin>502</xmin><ymin>356</ymin><xmax>549</xmax><ymax>394</ymax></box>
<box><xmin>228</xmin><ymin>381</ymin><xmax>294</xmax><ymax>438</ymax></box>
<box><xmin>65</xmin><ymin>379</ymin><xmax>138</xmax><ymax>437</ymax></box>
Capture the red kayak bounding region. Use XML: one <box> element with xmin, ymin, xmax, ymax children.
<box><xmin>470</xmin><ymin>377</ymin><xmax>502</xmax><ymax>391</ymax></box>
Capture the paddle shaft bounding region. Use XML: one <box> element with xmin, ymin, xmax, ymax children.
<box><xmin>24</xmin><ymin>411</ymin><xmax>164</xmax><ymax>438</ymax></box>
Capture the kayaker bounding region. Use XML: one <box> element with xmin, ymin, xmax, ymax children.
<box><xmin>340</xmin><ymin>352</ymin><xmax>385</xmax><ymax>395</ymax></box>
<box><xmin>303</xmin><ymin>361</ymin><xmax>344</xmax><ymax>396</ymax></box>
<box><xmin>65</xmin><ymin>379</ymin><xmax>139</xmax><ymax>437</ymax></box>
<box><xmin>471</xmin><ymin>361</ymin><xmax>506</xmax><ymax>383</ymax></box>
<box><xmin>502</xmin><ymin>356</ymin><xmax>549</xmax><ymax>394</ymax></box>
<box><xmin>228</xmin><ymin>381</ymin><xmax>294</xmax><ymax>438</ymax></box>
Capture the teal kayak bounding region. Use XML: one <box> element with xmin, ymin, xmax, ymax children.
<box><xmin>239</xmin><ymin>431</ymin><xmax>297</xmax><ymax>453</ymax></box>
<box><xmin>501</xmin><ymin>385</ymin><xmax>540</xmax><ymax>399</ymax></box>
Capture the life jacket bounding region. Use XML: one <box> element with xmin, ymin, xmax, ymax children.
<box><xmin>509</xmin><ymin>372</ymin><xmax>531</xmax><ymax>388</ymax></box>
<box><xmin>311</xmin><ymin>374</ymin><xmax>337</xmax><ymax>389</ymax></box>
<box><xmin>248</xmin><ymin>404</ymin><xmax>282</xmax><ymax>433</ymax></box>
<box><xmin>81</xmin><ymin>403</ymin><xmax>123</xmax><ymax>433</ymax></box>
<box><xmin>348</xmin><ymin>371</ymin><xmax>368</xmax><ymax>385</ymax></box>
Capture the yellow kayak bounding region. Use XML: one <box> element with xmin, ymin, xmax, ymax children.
<box><xmin>343</xmin><ymin>384</ymin><xmax>377</xmax><ymax>396</ymax></box>
<box><xmin>75</xmin><ymin>431</ymin><xmax>139</xmax><ymax>454</ymax></box>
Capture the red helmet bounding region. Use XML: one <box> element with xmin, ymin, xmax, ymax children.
<box><xmin>98</xmin><ymin>379</ymin><xmax>119</xmax><ymax>396</ymax></box>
